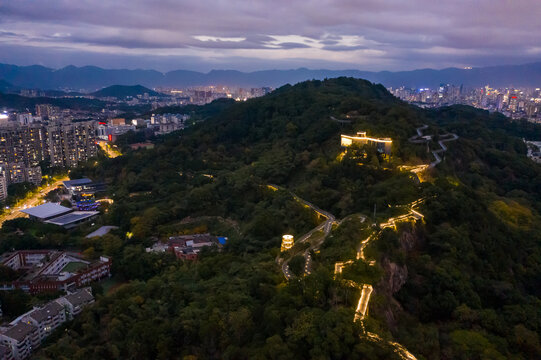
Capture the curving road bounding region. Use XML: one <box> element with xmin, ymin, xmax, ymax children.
<box><xmin>269</xmin><ymin>184</ymin><xmax>335</xmax><ymax>279</ymax></box>
<box><xmin>0</xmin><ymin>177</ymin><xmax>68</xmax><ymax>227</ymax></box>
<box><xmin>330</xmin><ymin>115</ymin><xmax>352</xmax><ymax>124</ymax></box>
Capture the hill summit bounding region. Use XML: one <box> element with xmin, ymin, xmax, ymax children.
<box><xmin>90</xmin><ymin>84</ymin><xmax>161</xmax><ymax>98</ymax></box>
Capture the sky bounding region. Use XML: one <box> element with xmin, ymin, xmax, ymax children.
<box><xmin>0</xmin><ymin>0</ymin><xmax>540</xmax><ymax>72</ymax></box>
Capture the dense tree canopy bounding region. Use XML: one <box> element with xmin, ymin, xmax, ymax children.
<box><xmin>5</xmin><ymin>78</ymin><xmax>537</xmax><ymax>359</ymax></box>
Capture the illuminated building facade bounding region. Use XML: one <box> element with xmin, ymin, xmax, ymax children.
<box><xmin>341</xmin><ymin>131</ymin><xmax>392</xmax><ymax>155</ymax></box>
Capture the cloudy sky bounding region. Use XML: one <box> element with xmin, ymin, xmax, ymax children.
<box><xmin>0</xmin><ymin>0</ymin><xmax>540</xmax><ymax>72</ymax></box>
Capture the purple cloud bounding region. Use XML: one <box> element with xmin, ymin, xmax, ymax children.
<box><xmin>0</xmin><ymin>0</ymin><xmax>539</xmax><ymax>71</ymax></box>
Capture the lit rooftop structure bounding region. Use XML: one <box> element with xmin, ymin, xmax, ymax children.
<box><xmin>341</xmin><ymin>131</ymin><xmax>392</xmax><ymax>155</ymax></box>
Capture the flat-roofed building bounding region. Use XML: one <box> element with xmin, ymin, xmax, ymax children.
<box><xmin>0</xmin><ymin>323</ymin><xmax>39</xmax><ymax>360</ymax></box>
<box><xmin>0</xmin><ymin>250</ymin><xmax>111</xmax><ymax>294</ymax></box>
<box><xmin>20</xmin><ymin>203</ymin><xmax>72</xmax><ymax>221</ymax></box>
<box><xmin>57</xmin><ymin>288</ymin><xmax>94</xmax><ymax>318</ymax></box>
<box><xmin>20</xmin><ymin>202</ymin><xmax>99</xmax><ymax>229</ymax></box>
<box><xmin>21</xmin><ymin>302</ymin><xmax>66</xmax><ymax>341</ymax></box>
<box><xmin>0</xmin><ymin>287</ymin><xmax>94</xmax><ymax>359</ymax></box>
<box><xmin>44</xmin><ymin>211</ymin><xmax>99</xmax><ymax>229</ymax></box>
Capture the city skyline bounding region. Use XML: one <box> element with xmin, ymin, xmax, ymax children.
<box><xmin>1</xmin><ymin>1</ymin><xmax>540</xmax><ymax>72</ymax></box>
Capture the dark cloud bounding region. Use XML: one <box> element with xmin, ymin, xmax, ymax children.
<box><xmin>276</xmin><ymin>42</ymin><xmax>312</xmax><ymax>49</ymax></box>
<box><xmin>0</xmin><ymin>0</ymin><xmax>540</xmax><ymax>71</ymax></box>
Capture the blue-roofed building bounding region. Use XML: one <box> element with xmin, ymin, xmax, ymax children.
<box><xmin>218</xmin><ymin>237</ymin><xmax>228</xmax><ymax>245</ymax></box>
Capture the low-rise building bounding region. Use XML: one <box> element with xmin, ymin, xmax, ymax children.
<box><xmin>162</xmin><ymin>233</ymin><xmax>225</xmax><ymax>260</ymax></box>
<box><xmin>20</xmin><ymin>202</ymin><xmax>100</xmax><ymax>229</ymax></box>
<box><xmin>0</xmin><ymin>323</ymin><xmax>39</xmax><ymax>360</ymax></box>
<box><xmin>0</xmin><ymin>344</ymin><xmax>14</xmax><ymax>360</ymax></box>
<box><xmin>0</xmin><ymin>250</ymin><xmax>111</xmax><ymax>294</ymax></box>
<box><xmin>0</xmin><ymin>287</ymin><xmax>94</xmax><ymax>359</ymax></box>
<box><xmin>57</xmin><ymin>288</ymin><xmax>94</xmax><ymax>318</ymax></box>
<box><xmin>21</xmin><ymin>302</ymin><xmax>66</xmax><ymax>341</ymax></box>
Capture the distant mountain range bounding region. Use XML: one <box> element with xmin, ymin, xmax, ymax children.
<box><xmin>1</xmin><ymin>62</ymin><xmax>541</xmax><ymax>91</ymax></box>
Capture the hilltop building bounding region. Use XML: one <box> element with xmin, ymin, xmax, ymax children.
<box><xmin>147</xmin><ymin>234</ymin><xmax>226</xmax><ymax>260</ymax></box>
<box><xmin>341</xmin><ymin>131</ymin><xmax>392</xmax><ymax>155</ymax></box>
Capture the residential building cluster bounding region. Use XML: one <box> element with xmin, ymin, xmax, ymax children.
<box><xmin>0</xmin><ymin>249</ymin><xmax>111</xmax><ymax>294</ymax></box>
<box><xmin>0</xmin><ymin>287</ymin><xmax>94</xmax><ymax>359</ymax></box>
<box><xmin>160</xmin><ymin>86</ymin><xmax>272</xmax><ymax>105</ymax></box>
<box><xmin>146</xmin><ymin>233</ymin><xmax>227</xmax><ymax>260</ymax></box>
<box><xmin>96</xmin><ymin>113</ymin><xmax>191</xmax><ymax>140</ymax></box>
<box><xmin>389</xmin><ymin>85</ymin><xmax>541</xmax><ymax>122</ymax></box>
<box><xmin>150</xmin><ymin>113</ymin><xmax>190</xmax><ymax>135</ymax></box>
<box><xmin>0</xmin><ymin>113</ymin><xmax>98</xmax><ymax>201</ymax></box>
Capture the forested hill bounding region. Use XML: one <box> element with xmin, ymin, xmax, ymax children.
<box><xmin>28</xmin><ymin>78</ymin><xmax>541</xmax><ymax>359</ymax></box>
<box><xmin>90</xmin><ymin>84</ymin><xmax>161</xmax><ymax>98</ymax></box>
<box><xmin>0</xmin><ymin>91</ymin><xmax>107</xmax><ymax>111</ymax></box>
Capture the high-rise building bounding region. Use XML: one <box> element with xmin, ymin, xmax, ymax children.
<box><xmin>0</xmin><ymin>172</ymin><xmax>7</xmax><ymax>202</ymax></box>
<box><xmin>24</xmin><ymin>166</ymin><xmax>42</xmax><ymax>186</ymax></box>
<box><xmin>16</xmin><ymin>113</ymin><xmax>33</xmax><ymax>125</ymax></box>
<box><xmin>0</xmin><ymin>163</ymin><xmax>41</xmax><ymax>187</ymax></box>
<box><xmin>0</xmin><ymin>124</ymin><xmax>47</xmax><ymax>167</ymax></box>
<box><xmin>47</xmin><ymin>121</ymin><xmax>97</xmax><ymax>168</ymax></box>
<box><xmin>35</xmin><ymin>104</ymin><xmax>60</xmax><ymax>119</ymax></box>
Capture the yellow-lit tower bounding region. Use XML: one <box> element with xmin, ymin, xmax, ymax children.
<box><xmin>281</xmin><ymin>234</ymin><xmax>294</xmax><ymax>252</ymax></box>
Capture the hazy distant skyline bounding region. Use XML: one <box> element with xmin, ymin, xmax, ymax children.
<box><xmin>1</xmin><ymin>0</ymin><xmax>540</xmax><ymax>72</ymax></box>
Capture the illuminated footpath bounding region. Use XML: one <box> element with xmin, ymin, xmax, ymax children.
<box><xmin>334</xmin><ymin>199</ymin><xmax>425</xmax><ymax>360</ymax></box>
<box><xmin>270</xmin><ymin>183</ymin><xmax>420</xmax><ymax>359</ymax></box>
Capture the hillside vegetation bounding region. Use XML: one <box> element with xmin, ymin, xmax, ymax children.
<box><xmin>7</xmin><ymin>78</ymin><xmax>538</xmax><ymax>360</ymax></box>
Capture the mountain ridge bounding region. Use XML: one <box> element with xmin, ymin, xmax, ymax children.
<box><xmin>1</xmin><ymin>62</ymin><xmax>541</xmax><ymax>90</ymax></box>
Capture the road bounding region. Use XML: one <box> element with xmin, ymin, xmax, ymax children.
<box><xmin>330</xmin><ymin>115</ymin><xmax>352</xmax><ymax>124</ymax></box>
<box><xmin>269</xmin><ymin>184</ymin><xmax>335</xmax><ymax>279</ymax></box>
<box><xmin>98</xmin><ymin>141</ymin><xmax>122</xmax><ymax>158</ymax></box>
<box><xmin>0</xmin><ymin>177</ymin><xmax>68</xmax><ymax>227</ymax></box>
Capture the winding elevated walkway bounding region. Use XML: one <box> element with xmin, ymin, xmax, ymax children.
<box><xmin>408</xmin><ymin>125</ymin><xmax>458</xmax><ymax>168</ymax></box>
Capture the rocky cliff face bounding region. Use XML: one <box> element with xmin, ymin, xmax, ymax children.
<box><xmin>381</xmin><ymin>258</ymin><xmax>409</xmax><ymax>294</ymax></box>
<box><xmin>376</xmin><ymin>222</ymin><xmax>424</xmax><ymax>329</ymax></box>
